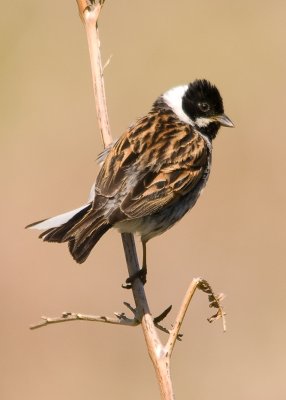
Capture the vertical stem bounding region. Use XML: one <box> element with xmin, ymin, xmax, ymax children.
<box><xmin>76</xmin><ymin>2</ymin><xmax>175</xmax><ymax>398</ymax></box>
<box><xmin>121</xmin><ymin>232</ymin><xmax>174</xmax><ymax>399</ymax></box>
<box><xmin>82</xmin><ymin>4</ymin><xmax>112</xmax><ymax>146</ymax></box>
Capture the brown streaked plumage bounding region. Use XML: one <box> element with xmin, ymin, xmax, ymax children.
<box><xmin>27</xmin><ymin>79</ymin><xmax>233</xmax><ymax>285</ymax></box>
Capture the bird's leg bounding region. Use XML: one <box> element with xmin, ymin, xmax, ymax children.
<box><xmin>122</xmin><ymin>241</ymin><xmax>147</xmax><ymax>289</ymax></box>
<box><xmin>140</xmin><ymin>240</ymin><xmax>148</xmax><ymax>283</ymax></box>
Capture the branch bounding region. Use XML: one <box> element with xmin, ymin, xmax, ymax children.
<box><xmin>75</xmin><ymin>3</ymin><xmax>175</xmax><ymax>397</ymax></box>
<box><xmin>165</xmin><ymin>278</ymin><xmax>226</xmax><ymax>357</ymax></box>
<box><xmin>30</xmin><ymin>309</ymin><xmax>139</xmax><ymax>330</ymax></box>
<box><xmin>165</xmin><ymin>278</ymin><xmax>201</xmax><ymax>356</ymax></box>
<box><xmin>77</xmin><ymin>0</ymin><xmax>112</xmax><ymax>147</ymax></box>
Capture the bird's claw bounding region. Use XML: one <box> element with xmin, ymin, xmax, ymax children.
<box><xmin>122</xmin><ymin>267</ymin><xmax>147</xmax><ymax>289</ymax></box>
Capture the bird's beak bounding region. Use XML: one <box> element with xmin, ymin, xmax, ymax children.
<box><xmin>214</xmin><ymin>114</ymin><xmax>234</xmax><ymax>128</ymax></box>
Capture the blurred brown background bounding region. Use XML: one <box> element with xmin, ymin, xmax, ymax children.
<box><xmin>1</xmin><ymin>1</ymin><xmax>285</xmax><ymax>399</ymax></box>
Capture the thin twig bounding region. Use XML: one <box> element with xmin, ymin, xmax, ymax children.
<box><xmin>165</xmin><ymin>277</ymin><xmax>226</xmax><ymax>356</ymax></box>
<box><xmin>165</xmin><ymin>278</ymin><xmax>202</xmax><ymax>356</ymax></box>
<box><xmin>30</xmin><ymin>311</ymin><xmax>139</xmax><ymax>330</ymax></box>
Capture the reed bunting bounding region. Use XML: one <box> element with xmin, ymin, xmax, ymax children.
<box><xmin>27</xmin><ymin>79</ymin><xmax>233</xmax><ymax>286</ymax></box>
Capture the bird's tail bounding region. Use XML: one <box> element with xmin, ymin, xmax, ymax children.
<box><xmin>26</xmin><ymin>203</ymin><xmax>112</xmax><ymax>263</ymax></box>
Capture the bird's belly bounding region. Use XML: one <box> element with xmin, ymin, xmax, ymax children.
<box><xmin>114</xmin><ymin>186</ymin><xmax>204</xmax><ymax>242</ymax></box>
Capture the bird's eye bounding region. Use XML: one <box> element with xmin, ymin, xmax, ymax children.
<box><xmin>198</xmin><ymin>102</ymin><xmax>210</xmax><ymax>112</ymax></box>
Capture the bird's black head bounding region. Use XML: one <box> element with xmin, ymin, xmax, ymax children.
<box><xmin>182</xmin><ymin>79</ymin><xmax>233</xmax><ymax>140</ymax></box>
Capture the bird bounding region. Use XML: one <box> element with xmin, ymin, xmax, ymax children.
<box><xmin>26</xmin><ymin>79</ymin><xmax>234</xmax><ymax>286</ymax></box>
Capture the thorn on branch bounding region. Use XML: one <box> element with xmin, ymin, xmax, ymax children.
<box><xmin>123</xmin><ymin>301</ymin><xmax>137</xmax><ymax>317</ymax></box>
<box><xmin>153</xmin><ymin>305</ymin><xmax>172</xmax><ymax>324</ymax></box>
<box><xmin>62</xmin><ymin>311</ymin><xmax>72</xmax><ymax>318</ymax></box>
<box><xmin>154</xmin><ymin>321</ymin><xmax>183</xmax><ymax>341</ymax></box>
<box><xmin>102</xmin><ymin>54</ymin><xmax>113</xmax><ymax>73</ymax></box>
<box><xmin>153</xmin><ymin>305</ymin><xmax>182</xmax><ymax>341</ymax></box>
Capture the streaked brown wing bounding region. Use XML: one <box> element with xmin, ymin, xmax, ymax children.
<box><xmin>120</xmin><ymin>134</ymin><xmax>208</xmax><ymax>218</ymax></box>
<box><xmin>95</xmin><ymin>122</ymin><xmax>143</xmax><ymax>198</ymax></box>
<box><xmin>95</xmin><ymin>111</ymin><xmax>209</xmax><ymax>219</ymax></box>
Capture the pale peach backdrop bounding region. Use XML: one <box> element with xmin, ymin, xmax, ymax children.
<box><xmin>1</xmin><ymin>1</ymin><xmax>286</xmax><ymax>399</ymax></box>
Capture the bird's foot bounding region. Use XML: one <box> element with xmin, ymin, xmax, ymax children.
<box><xmin>122</xmin><ymin>267</ymin><xmax>147</xmax><ymax>289</ymax></box>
